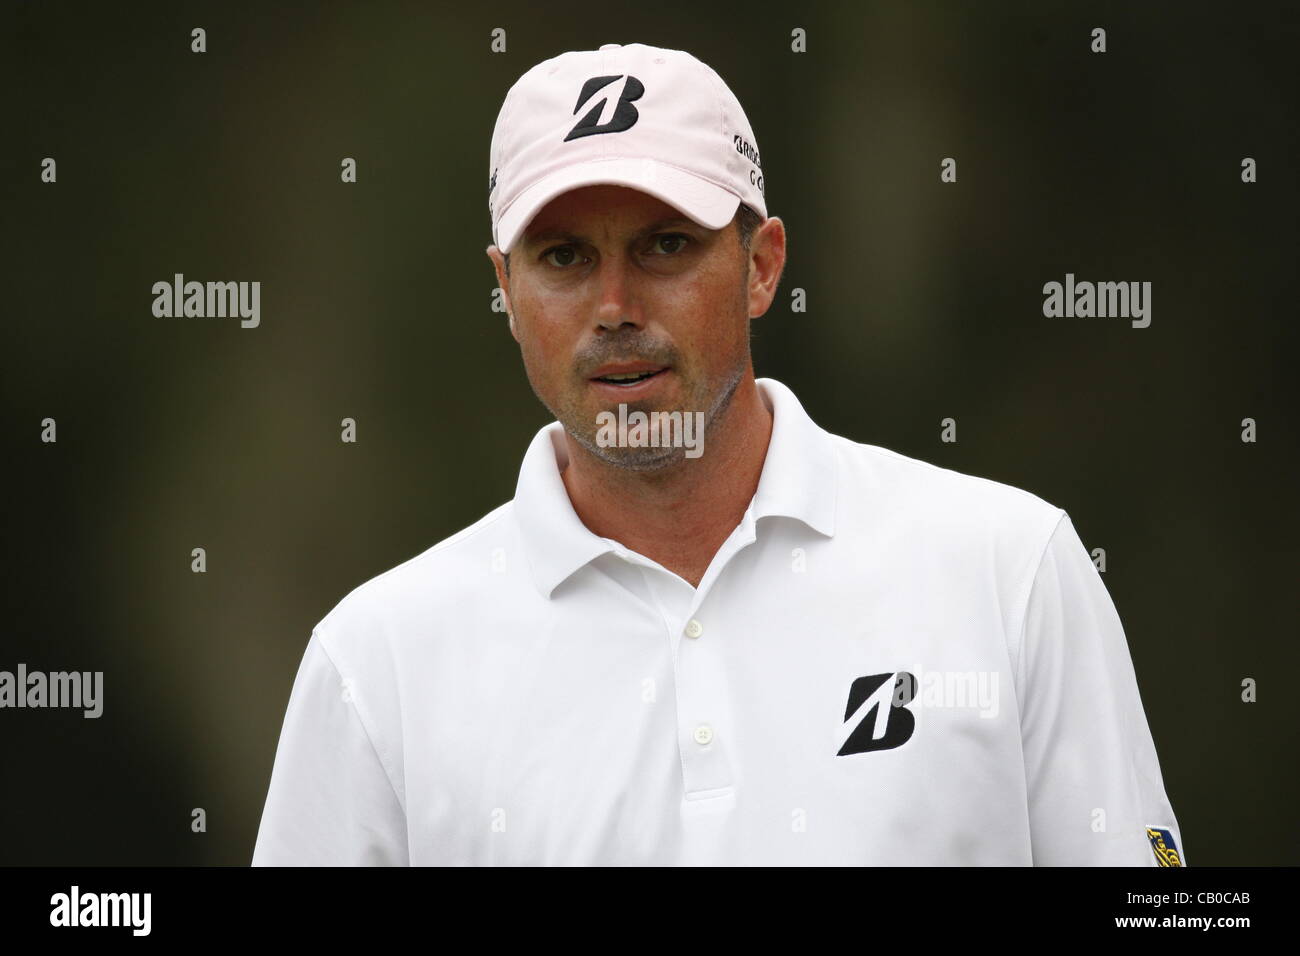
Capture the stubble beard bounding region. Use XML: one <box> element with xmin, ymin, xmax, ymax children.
<box><xmin>531</xmin><ymin>350</ymin><xmax>748</xmax><ymax>474</ymax></box>
<box><xmin>524</xmin><ymin>264</ymin><xmax>753</xmax><ymax>474</ymax></box>
<box><xmin>572</xmin><ymin>360</ymin><xmax>746</xmax><ymax>472</ymax></box>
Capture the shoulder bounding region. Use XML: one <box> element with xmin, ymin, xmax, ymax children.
<box><xmin>826</xmin><ymin>434</ymin><xmax>1073</xmax><ymax>667</ymax></box>
<box><xmin>828</xmin><ymin>432</ymin><xmax>1067</xmax><ymax>566</ymax></box>
<box><xmin>311</xmin><ymin>500</ymin><xmax>520</xmax><ymax>662</ymax></box>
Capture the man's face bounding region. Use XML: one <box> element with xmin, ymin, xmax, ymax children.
<box><xmin>487</xmin><ymin>184</ymin><xmax>757</xmax><ymax>471</ymax></box>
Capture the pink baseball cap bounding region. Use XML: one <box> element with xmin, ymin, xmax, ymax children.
<box><xmin>488</xmin><ymin>42</ymin><xmax>768</xmax><ymax>254</ymax></box>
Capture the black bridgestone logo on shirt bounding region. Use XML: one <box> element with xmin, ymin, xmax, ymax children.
<box><xmin>837</xmin><ymin>672</ymin><xmax>917</xmax><ymax>755</ymax></box>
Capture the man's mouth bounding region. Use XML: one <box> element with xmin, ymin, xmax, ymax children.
<box><xmin>589</xmin><ymin>365</ymin><xmax>670</xmax><ymax>387</ymax></box>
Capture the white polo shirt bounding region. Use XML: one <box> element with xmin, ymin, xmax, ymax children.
<box><xmin>252</xmin><ymin>377</ymin><xmax>1185</xmax><ymax>866</ymax></box>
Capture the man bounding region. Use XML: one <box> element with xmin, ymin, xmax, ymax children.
<box><xmin>252</xmin><ymin>42</ymin><xmax>1184</xmax><ymax>866</ymax></box>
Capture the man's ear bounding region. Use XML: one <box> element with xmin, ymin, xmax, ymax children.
<box><xmin>745</xmin><ymin>216</ymin><xmax>787</xmax><ymax>321</ymax></box>
<box><xmin>486</xmin><ymin>244</ymin><xmax>519</xmax><ymax>341</ymax></box>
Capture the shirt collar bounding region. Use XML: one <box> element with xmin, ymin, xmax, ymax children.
<box><xmin>512</xmin><ymin>377</ymin><xmax>839</xmax><ymax>599</ymax></box>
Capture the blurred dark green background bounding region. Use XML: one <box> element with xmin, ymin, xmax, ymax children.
<box><xmin>3</xmin><ymin>0</ymin><xmax>1296</xmax><ymax>865</ymax></box>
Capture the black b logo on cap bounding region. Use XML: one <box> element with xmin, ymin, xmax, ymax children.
<box><xmin>564</xmin><ymin>75</ymin><xmax>644</xmax><ymax>141</ymax></box>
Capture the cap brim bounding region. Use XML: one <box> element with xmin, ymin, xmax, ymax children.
<box><xmin>494</xmin><ymin>158</ymin><xmax>741</xmax><ymax>254</ymax></box>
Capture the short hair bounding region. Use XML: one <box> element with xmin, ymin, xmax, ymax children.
<box><xmin>502</xmin><ymin>202</ymin><xmax>764</xmax><ymax>280</ymax></box>
<box><xmin>733</xmin><ymin>202</ymin><xmax>764</xmax><ymax>254</ymax></box>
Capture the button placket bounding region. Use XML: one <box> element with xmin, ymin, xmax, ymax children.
<box><xmin>655</xmin><ymin>585</ymin><xmax>733</xmax><ymax>798</ymax></box>
<box><xmin>633</xmin><ymin>557</ymin><xmax>738</xmax><ymax>800</ymax></box>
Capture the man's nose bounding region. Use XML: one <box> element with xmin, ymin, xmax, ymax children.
<box><xmin>593</xmin><ymin>256</ymin><xmax>643</xmax><ymax>332</ymax></box>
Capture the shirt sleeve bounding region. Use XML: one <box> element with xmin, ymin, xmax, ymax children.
<box><xmin>1017</xmin><ymin>512</ymin><xmax>1186</xmax><ymax>866</ymax></box>
<box><xmin>251</xmin><ymin>631</ymin><xmax>409</xmax><ymax>866</ymax></box>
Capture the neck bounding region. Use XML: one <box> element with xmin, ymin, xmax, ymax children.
<box><xmin>559</xmin><ymin>375</ymin><xmax>774</xmax><ymax>588</ymax></box>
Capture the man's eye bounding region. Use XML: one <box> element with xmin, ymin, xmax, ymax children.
<box><xmin>649</xmin><ymin>234</ymin><xmax>691</xmax><ymax>255</ymax></box>
<box><xmin>542</xmin><ymin>245</ymin><xmax>584</xmax><ymax>268</ymax></box>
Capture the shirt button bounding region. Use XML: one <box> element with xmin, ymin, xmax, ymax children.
<box><xmin>684</xmin><ymin>619</ymin><xmax>704</xmax><ymax>639</ymax></box>
<box><xmin>693</xmin><ymin>724</ymin><xmax>714</xmax><ymax>745</ymax></box>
